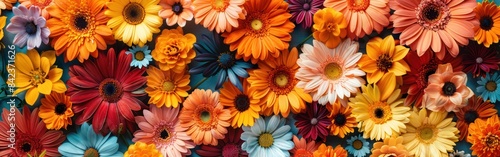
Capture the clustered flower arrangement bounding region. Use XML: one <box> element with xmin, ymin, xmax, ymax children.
<box><xmin>0</xmin><ymin>0</ymin><xmax>499</xmax><ymax>156</ymax></box>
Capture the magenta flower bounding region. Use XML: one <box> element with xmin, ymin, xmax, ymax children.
<box><xmin>289</xmin><ymin>0</ymin><xmax>323</xmax><ymax>29</ymax></box>
<box><xmin>6</xmin><ymin>5</ymin><xmax>50</xmax><ymax>50</ymax></box>
<box><xmin>294</xmin><ymin>101</ymin><xmax>331</xmax><ymax>141</ymax></box>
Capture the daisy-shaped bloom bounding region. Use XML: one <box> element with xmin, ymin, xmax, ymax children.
<box><xmin>313</xmin><ymin>144</ymin><xmax>348</xmax><ymax>157</ymax></box>
<box><xmin>46</xmin><ymin>0</ymin><xmax>115</xmax><ymax>62</ymax></box>
<box><xmin>295</xmin><ymin>102</ymin><xmax>331</xmax><ymax>141</ymax></box>
<box><xmin>474</xmin><ymin>0</ymin><xmax>500</xmax><ymax>48</ymax></box>
<box><xmin>6</xmin><ymin>5</ymin><xmax>50</xmax><ymax>50</ymax></box>
<box><xmin>67</xmin><ymin>48</ymin><xmax>146</xmax><ymax>134</ymax></box>
<box><xmin>145</xmin><ymin>66</ymin><xmax>190</xmax><ymax>108</ymax></box>
<box><xmin>151</xmin><ymin>27</ymin><xmax>196</xmax><ymax>73</ymax></box>
<box><xmin>290</xmin><ymin>135</ymin><xmax>320</xmax><ymax>157</ymax></box>
<box><xmin>297</xmin><ymin>39</ymin><xmax>365</xmax><ymax>106</ymax></box>
<box><xmin>345</xmin><ymin>135</ymin><xmax>370</xmax><ymax>157</ymax></box>
<box><xmin>468</xmin><ymin>115</ymin><xmax>500</xmax><ymax>156</ymax></box>
<box><xmin>222</xmin><ymin>0</ymin><xmax>295</xmax><ymax>64</ymax></box>
<box><xmin>58</xmin><ymin>123</ymin><xmax>123</xmax><ymax>157</ymax></box>
<box><xmin>449</xmin><ymin>150</ymin><xmax>471</xmax><ymax>157</ymax></box>
<box><xmin>402</xmin><ymin>108</ymin><xmax>459</xmax><ymax>157</ymax></box>
<box><xmin>0</xmin><ymin>0</ymin><xmax>15</xmax><ymax>14</ymax></box>
<box><xmin>179</xmin><ymin>89</ymin><xmax>231</xmax><ymax>146</ymax></box>
<box><xmin>240</xmin><ymin>115</ymin><xmax>294</xmax><ymax>157</ymax></box>
<box><xmin>105</xmin><ymin>0</ymin><xmax>162</xmax><ymax>46</ymax></box>
<box><xmin>13</xmin><ymin>49</ymin><xmax>66</xmax><ymax>105</ymax></box>
<box><xmin>327</xmin><ymin>101</ymin><xmax>356</xmax><ymax>138</ymax></box>
<box><xmin>190</xmin><ymin>32</ymin><xmax>252</xmax><ymax>90</ymax></box>
<box><xmin>389</xmin><ymin>0</ymin><xmax>477</xmax><ymax>60</ymax></box>
<box><xmin>159</xmin><ymin>0</ymin><xmax>193</xmax><ymax>27</ymax></box>
<box><xmin>126</xmin><ymin>45</ymin><xmax>153</xmax><ymax>69</ymax></box>
<box><xmin>477</xmin><ymin>71</ymin><xmax>500</xmax><ymax>103</ymax></box>
<box><xmin>133</xmin><ymin>106</ymin><xmax>195</xmax><ymax>157</ymax></box>
<box><xmin>349</xmin><ymin>84</ymin><xmax>411</xmax><ymax>141</ymax></box>
<box><xmin>220</xmin><ymin>80</ymin><xmax>261</xmax><ymax>128</ymax></box>
<box><xmin>19</xmin><ymin>0</ymin><xmax>53</xmax><ymax>19</ymax></box>
<box><xmin>323</xmin><ymin>0</ymin><xmax>390</xmax><ymax>39</ymax></box>
<box><xmin>0</xmin><ymin>106</ymin><xmax>65</xmax><ymax>157</ymax></box>
<box><xmin>289</xmin><ymin>0</ymin><xmax>323</xmax><ymax>29</ymax></box>
<box><xmin>193</xmin><ymin>0</ymin><xmax>246</xmax><ymax>33</ymax></box>
<box><xmin>39</xmin><ymin>92</ymin><xmax>73</xmax><ymax>130</ymax></box>
<box><xmin>461</xmin><ymin>42</ymin><xmax>500</xmax><ymax>77</ymax></box>
<box><xmin>247</xmin><ymin>48</ymin><xmax>312</xmax><ymax>118</ymax></box>
<box><xmin>423</xmin><ymin>63</ymin><xmax>474</xmax><ymax>112</ymax></box>
<box><xmin>312</xmin><ymin>8</ymin><xmax>347</xmax><ymax>49</ymax></box>
<box><xmin>371</xmin><ymin>136</ymin><xmax>409</xmax><ymax>157</ymax></box>
<box><xmin>124</xmin><ymin>142</ymin><xmax>162</xmax><ymax>157</ymax></box>
<box><xmin>358</xmin><ymin>35</ymin><xmax>410</xmax><ymax>84</ymax></box>
<box><xmin>196</xmin><ymin>128</ymin><xmax>248</xmax><ymax>157</ymax></box>
<box><xmin>456</xmin><ymin>95</ymin><xmax>497</xmax><ymax>140</ymax></box>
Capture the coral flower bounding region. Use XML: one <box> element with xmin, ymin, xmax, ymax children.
<box><xmin>456</xmin><ymin>95</ymin><xmax>497</xmax><ymax>140</ymax></box>
<box><xmin>313</xmin><ymin>144</ymin><xmax>348</xmax><ymax>157</ymax></box>
<box><xmin>192</xmin><ymin>0</ymin><xmax>246</xmax><ymax>33</ymax></box>
<box><xmin>151</xmin><ymin>27</ymin><xmax>196</xmax><ymax>73</ymax></box>
<box><xmin>39</xmin><ymin>92</ymin><xmax>73</xmax><ymax>130</ymax></box>
<box><xmin>327</xmin><ymin>101</ymin><xmax>357</xmax><ymax>138</ymax></box>
<box><xmin>222</xmin><ymin>0</ymin><xmax>295</xmax><ymax>64</ymax></box>
<box><xmin>145</xmin><ymin>66</ymin><xmax>190</xmax><ymax>108</ymax></box>
<box><xmin>19</xmin><ymin>0</ymin><xmax>53</xmax><ymax>19</ymax></box>
<box><xmin>289</xmin><ymin>0</ymin><xmax>323</xmax><ymax>29</ymax></box>
<box><xmin>6</xmin><ymin>5</ymin><xmax>50</xmax><ymax>50</ymax></box>
<box><xmin>179</xmin><ymin>89</ymin><xmax>231</xmax><ymax>146</ymax></box>
<box><xmin>324</xmin><ymin>0</ymin><xmax>390</xmax><ymax>39</ymax></box>
<box><xmin>247</xmin><ymin>48</ymin><xmax>312</xmax><ymax>118</ymax></box>
<box><xmin>295</xmin><ymin>102</ymin><xmax>331</xmax><ymax>141</ymax></box>
<box><xmin>312</xmin><ymin>8</ymin><xmax>347</xmax><ymax>49</ymax></box>
<box><xmin>423</xmin><ymin>63</ymin><xmax>474</xmax><ymax>112</ymax></box>
<box><xmin>46</xmin><ymin>0</ymin><xmax>115</xmax><ymax>62</ymax></box>
<box><xmin>13</xmin><ymin>49</ymin><xmax>66</xmax><ymax>105</ymax></box>
<box><xmin>159</xmin><ymin>0</ymin><xmax>194</xmax><ymax>27</ymax></box>
<box><xmin>196</xmin><ymin>128</ymin><xmax>248</xmax><ymax>157</ymax></box>
<box><xmin>467</xmin><ymin>115</ymin><xmax>500</xmax><ymax>157</ymax></box>
<box><xmin>370</xmin><ymin>136</ymin><xmax>409</xmax><ymax>157</ymax></box>
<box><xmin>474</xmin><ymin>0</ymin><xmax>500</xmax><ymax>48</ymax></box>
<box><xmin>290</xmin><ymin>135</ymin><xmax>320</xmax><ymax>157</ymax></box>
<box><xmin>389</xmin><ymin>0</ymin><xmax>477</xmax><ymax>60</ymax></box>
<box><xmin>124</xmin><ymin>142</ymin><xmax>162</xmax><ymax>157</ymax></box>
<box><xmin>220</xmin><ymin>80</ymin><xmax>261</xmax><ymax>128</ymax></box>
<box><xmin>461</xmin><ymin>42</ymin><xmax>500</xmax><ymax>77</ymax></box>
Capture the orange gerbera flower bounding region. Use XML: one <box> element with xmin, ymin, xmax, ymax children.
<box><xmin>291</xmin><ymin>135</ymin><xmax>321</xmax><ymax>157</ymax></box>
<box><xmin>312</xmin><ymin>8</ymin><xmax>347</xmax><ymax>49</ymax></box>
<box><xmin>326</xmin><ymin>102</ymin><xmax>356</xmax><ymax>138</ymax></box>
<box><xmin>247</xmin><ymin>48</ymin><xmax>312</xmax><ymax>118</ymax></box>
<box><xmin>151</xmin><ymin>27</ymin><xmax>196</xmax><ymax>73</ymax></box>
<box><xmin>474</xmin><ymin>0</ymin><xmax>500</xmax><ymax>48</ymax></box>
<box><xmin>313</xmin><ymin>144</ymin><xmax>347</xmax><ymax>157</ymax></box>
<box><xmin>39</xmin><ymin>92</ymin><xmax>73</xmax><ymax>130</ymax></box>
<box><xmin>145</xmin><ymin>66</ymin><xmax>190</xmax><ymax>108</ymax></box>
<box><xmin>468</xmin><ymin>115</ymin><xmax>500</xmax><ymax>157</ymax></box>
<box><xmin>222</xmin><ymin>0</ymin><xmax>295</xmax><ymax>64</ymax></box>
<box><xmin>456</xmin><ymin>95</ymin><xmax>498</xmax><ymax>140</ymax></box>
<box><xmin>219</xmin><ymin>80</ymin><xmax>262</xmax><ymax>128</ymax></box>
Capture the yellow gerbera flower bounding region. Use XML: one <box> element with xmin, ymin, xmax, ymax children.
<box><xmin>105</xmin><ymin>0</ymin><xmax>163</xmax><ymax>46</ymax></box>
<box><xmin>151</xmin><ymin>27</ymin><xmax>196</xmax><ymax>73</ymax></box>
<box><xmin>124</xmin><ymin>142</ymin><xmax>162</xmax><ymax>157</ymax></box>
<box><xmin>145</xmin><ymin>66</ymin><xmax>190</xmax><ymax>108</ymax></box>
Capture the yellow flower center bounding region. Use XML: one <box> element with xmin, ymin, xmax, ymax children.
<box><xmin>484</xmin><ymin>133</ymin><xmax>499</xmax><ymax>148</ymax></box>
<box><xmin>486</xmin><ymin>81</ymin><xmax>497</xmax><ymax>92</ymax></box>
<box><xmin>30</xmin><ymin>71</ymin><xmax>45</xmax><ymax>86</ymax></box>
<box><xmin>352</xmin><ymin>139</ymin><xmax>363</xmax><ymax>150</ymax></box>
<box><xmin>274</xmin><ymin>73</ymin><xmax>289</xmax><ymax>88</ymax></box>
<box><xmin>258</xmin><ymin>133</ymin><xmax>274</xmax><ymax>148</ymax></box>
<box><xmin>417</xmin><ymin>125</ymin><xmax>437</xmax><ymax>143</ymax></box>
<box><xmin>123</xmin><ymin>2</ymin><xmax>146</xmax><ymax>25</ymax></box>
<box><xmin>212</xmin><ymin>0</ymin><xmax>228</xmax><ymax>11</ymax></box>
<box><xmin>83</xmin><ymin>148</ymin><xmax>99</xmax><ymax>157</ymax></box>
<box><xmin>347</xmin><ymin>0</ymin><xmax>370</xmax><ymax>11</ymax></box>
<box><xmin>368</xmin><ymin>102</ymin><xmax>392</xmax><ymax>124</ymax></box>
<box><xmin>251</xmin><ymin>19</ymin><xmax>263</xmax><ymax>30</ymax></box>
<box><xmin>200</xmin><ymin>110</ymin><xmax>211</xmax><ymax>123</ymax></box>
<box><xmin>162</xmin><ymin>81</ymin><xmax>175</xmax><ymax>91</ymax></box>
<box><xmin>324</xmin><ymin>63</ymin><xmax>343</xmax><ymax>80</ymax></box>
<box><xmin>134</xmin><ymin>51</ymin><xmax>145</xmax><ymax>61</ymax></box>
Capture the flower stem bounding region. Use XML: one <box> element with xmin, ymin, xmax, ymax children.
<box><xmin>297</xmin><ymin>34</ymin><xmax>313</xmax><ymax>48</ymax></box>
<box><xmin>189</xmin><ymin>77</ymin><xmax>208</xmax><ymax>93</ymax></box>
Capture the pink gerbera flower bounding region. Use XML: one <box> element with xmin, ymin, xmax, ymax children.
<box><xmin>196</xmin><ymin>127</ymin><xmax>248</xmax><ymax>157</ymax></box>
<box><xmin>192</xmin><ymin>0</ymin><xmax>246</xmax><ymax>33</ymax></box>
<box><xmin>159</xmin><ymin>0</ymin><xmax>194</xmax><ymax>27</ymax></box>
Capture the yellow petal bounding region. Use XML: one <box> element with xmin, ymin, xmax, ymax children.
<box><xmin>27</xmin><ymin>49</ymin><xmax>40</xmax><ymax>70</ymax></box>
<box><xmin>40</xmin><ymin>57</ymin><xmax>50</xmax><ymax>76</ymax></box>
<box><xmin>377</xmin><ymin>72</ymin><xmax>396</xmax><ymax>101</ymax></box>
<box><xmin>25</xmin><ymin>87</ymin><xmax>40</xmax><ymax>105</ymax></box>
<box><xmin>51</xmin><ymin>80</ymin><xmax>67</xmax><ymax>93</ymax></box>
<box><xmin>47</xmin><ymin>68</ymin><xmax>63</xmax><ymax>82</ymax></box>
<box><xmin>37</xmin><ymin>80</ymin><xmax>53</xmax><ymax>95</ymax></box>
<box><xmin>15</xmin><ymin>53</ymin><xmax>34</xmax><ymax>75</ymax></box>
<box><xmin>41</xmin><ymin>50</ymin><xmax>56</xmax><ymax>66</ymax></box>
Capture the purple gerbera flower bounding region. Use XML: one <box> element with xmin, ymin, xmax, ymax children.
<box><xmin>6</xmin><ymin>5</ymin><xmax>50</xmax><ymax>50</ymax></box>
<box><xmin>289</xmin><ymin>0</ymin><xmax>324</xmax><ymax>29</ymax></box>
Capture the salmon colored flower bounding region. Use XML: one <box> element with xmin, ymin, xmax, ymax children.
<box><xmin>290</xmin><ymin>135</ymin><xmax>321</xmax><ymax>157</ymax></box>
<box><xmin>192</xmin><ymin>0</ymin><xmax>246</xmax><ymax>33</ymax></box>
<box><xmin>312</xmin><ymin>8</ymin><xmax>347</xmax><ymax>49</ymax></box>
<box><xmin>159</xmin><ymin>0</ymin><xmax>194</xmax><ymax>27</ymax></box>
<box><xmin>151</xmin><ymin>27</ymin><xmax>196</xmax><ymax>73</ymax></box>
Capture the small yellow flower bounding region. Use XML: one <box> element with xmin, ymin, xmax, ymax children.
<box><xmin>151</xmin><ymin>27</ymin><xmax>196</xmax><ymax>73</ymax></box>
<box><xmin>124</xmin><ymin>142</ymin><xmax>162</xmax><ymax>157</ymax></box>
<box><xmin>312</xmin><ymin>8</ymin><xmax>347</xmax><ymax>49</ymax></box>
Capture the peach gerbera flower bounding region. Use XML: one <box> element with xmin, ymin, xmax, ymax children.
<box><xmin>193</xmin><ymin>0</ymin><xmax>246</xmax><ymax>33</ymax></box>
<box><xmin>423</xmin><ymin>63</ymin><xmax>474</xmax><ymax>112</ymax></box>
<box><xmin>19</xmin><ymin>0</ymin><xmax>53</xmax><ymax>19</ymax></box>
<box><xmin>371</xmin><ymin>136</ymin><xmax>409</xmax><ymax>157</ymax></box>
<box><xmin>389</xmin><ymin>0</ymin><xmax>477</xmax><ymax>60</ymax></box>
<box><xmin>313</xmin><ymin>144</ymin><xmax>347</xmax><ymax>157</ymax></box>
<box><xmin>159</xmin><ymin>0</ymin><xmax>194</xmax><ymax>27</ymax></box>
<box><xmin>312</xmin><ymin>8</ymin><xmax>347</xmax><ymax>49</ymax></box>
<box><xmin>323</xmin><ymin>0</ymin><xmax>390</xmax><ymax>39</ymax></box>
<box><xmin>467</xmin><ymin>115</ymin><xmax>500</xmax><ymax>157</ymax></box>
<box><xmin>151</xmin><ymin>27</ymin><xmax>196</xmax><ymax>73</ymax></box>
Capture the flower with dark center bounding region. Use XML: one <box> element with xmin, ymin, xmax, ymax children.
<box><xmin>196</xmin><ymin>127</ymin><xmax>248</xmax><ymax>156</ymax></box>
<box><xmin>288</xmin><ymin>0</ymin><xmax>323</xmax><ymax>28</ymax></box>
<box><xmin>327</xmin><ymin>102</ymin><xmax>357</xmax><ymax>138</ymax></box>
<box><xmin>456</xmin><ymin>95</ymin><xmax>498</xmax><ymax>140</ymax></box>
<box><xmin>6</xmin><ymin>5</ymin><xmax>50</xmax><ymax>50</ymax></box>
<box><xmin>441</xmin><ymin>82</ymin><xmax>456</xmax><ymax>96</ymax></box>
<box><xmin>73</xmin><ymin>15</ymin><xmax>89</xmax><ymax>31</ymax></box>
<box><xmin>473</xmin><ymin>1</ymin><xmax>500</xmax><ymax>47</ymax></box>
<box><xmin>461</xmin><ymin>42</ymin><xmax>500</xmax><ymax>77</ymax></box>
<box><xmin>172</xmin><ymin>2</ymin><xmax>183</xmax><ymax>14</ymax></box>
<box><xmin>477</xmin><ymin>72</ymin><xmax>500</xmax><ymax>103</ymax></box>
<box><xmin>295</xmin><ymin>102</ymin><xmax>331</xmax><ymax>141</ymax></box>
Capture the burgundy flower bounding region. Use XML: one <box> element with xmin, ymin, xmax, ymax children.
<box><xmin>461</xmin><ymin>42</ymin><xmax>500</xmax><ymax>78</ymax></box>
<box><xmin>289</xmin><ymin>0</ymin><xmax>324</xmax><ymax>29</ymax></box>
<box><xmin>196</xmin><ymin>127</ymin><xmax>248</xmax><ymax>157</ymax></box>
<box><xmin>294</xmin><ymin>102</ymin><xmax>331</xmax><ymax>141</ymax></box>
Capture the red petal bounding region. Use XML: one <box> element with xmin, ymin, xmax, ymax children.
<box><xmin>92</xmin><ymin>101</ymin><xmax>109</xmax><ymax>133</ymax></box>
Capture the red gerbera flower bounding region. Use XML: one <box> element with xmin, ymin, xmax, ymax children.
<box><xmin>196</xmin><ymin>127</ymin><xmax>248</xmax><ymax>157</ymax></box>
<box><xmin>67</xmin><ymin>48</ymin><xmax>147</xmax><ymax>134</ymax></box>
<box><xmin>294</xmin><ymin>102</ymin><xmax>331</xmax><ymax>141</ymax></box>
<box><xmin>461</xmin><ymin>42</ymin><xmax>500</xmax><ymax>78</ymax></box>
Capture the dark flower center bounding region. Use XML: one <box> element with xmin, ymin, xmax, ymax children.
<box><xmin>464</xmin><ymin>110</ymin><xmax>479</xmax><ymax>124</ymax></box>
<box><xmin>234</xmin><ymin>94</ymin><xmax>250</xmax><ymax>112</ymax></box>
<box><xmin>485</xmin><ymin>134</ymin><xmax>499</xmax><ymax>147</ymax></box>
<box><xmin>334</xmin><ymin>113</ymin><xmax>347</xmax><ymax>126</ymax></box>
<box><xmin>486</xmin><ymin>81</ymin><xmax>497</xmax><ymax>92</ymax></box>
<box><xmin>454</xmin><ymin>155</ymin><xmax>460</xmax><ymax>157</ymax></box>
<box><xmin>480</xmin><ymin>16</ymin><xmax>494</xmax><ymax>31</ymax></box>
<box><xmin>21</xmin><ymin>142</ymin><xmax>31</xmax><ymax>152</ymax></box>
<box><xmin>84</xmin><ymin>148</ymin><xmax>99</xmax><ymax>157</ymax></box>
<box><xmin>123</xmin><ymin>2</ymin><xmax>146</xmax><ymax>25</ymax></box>
<box><xmin>160</xmin><ymin>129</ymin><xmax>169</xmax><ymax>139</ymax></box>
<box><xmin>218</xmin><ymin>53</ymin><xmax>235</xmax><ymax>69</ymax></box>
<box><xmin>173</xmin><ymin>2</ymin><xmax>183</xmax><ymax>15</ymax></box>
<box><xmin>442</xmin><ymin>82</ymin><xmax>456</xmax><ymax>96</ymax></box>
<box><xmin>424</xmin><ymin>69</ymin><xmax>436</xmax><ymax>82</ymax></box>
<box><xmin>352</xmin><ymin>139</ymin><xmax>363</xmax><ymax>150</ymax></box>
<box><xmin>374</xmin><ymin>108</ymin><xmax>384</xmax><ymax>118</ymax></box>
<box><xmin>54</xmin><ymin>103</ymin><xmax>67</xmax><ymax>115</ymax></box>
<box><xmin>222</xmin><ymin>144</ymin><xmax>240</xmax><ymax>157</ymax></box>
<box><xmin>423</xmin><ymin>4</ymin><xmax>440</xmax><ymax>21</ymax></box>
<box><xmin>25</xmin><ymin>22</ymin><xmax>37</xmax><ymax>35</ymax></box>
<box><xmin>74</xmin><ymin>15</ymin><xmax>89</xmax><ymax>31</ymax></box>
<box><xmin>376</xmin><ymin>54</ymin><xmax>393</xmax><ymax>72</ymax></box>
<box><xmin>98</xmin><ymin>79</ymin><xmax>124</xmax><ymax>103</ymax></box>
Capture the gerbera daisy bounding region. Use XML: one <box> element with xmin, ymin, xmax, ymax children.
<box><xmin>39</xmin><ymin>92</ymin><xmax>73</xmax><ymax>130</ymax></box>
<box><xmin>477</xmin><ymin>71</ymin><xmax>500</xmax><ymax>103</ymax></box>
<box><xmin>192</xmin><ymin>0</ymin><xmax>246</xmax><ymax>33</ymax></box>
<box><xmin>105</xmin><ymin>0</ymin><xmax>162</xmax><ymax>46</ymax></box>
<box><xmin>289</xmin><ymin>0</ymin><xmax>323</xmax><ymax>29</ymax></box>
<box><xmin>151</xmin><ymin>27</ymin><xmax>196</xmax><ymax>73</ymax></box>
<box><xmin>220</xmin><ymin>80</ymin><xmax>261</xmax><ymax>128</ymax></box>
<box><xmin>349</xmin><ymin>84</ymin><xmax>411</xmax><ymax>141</ymax></box>
<box><xmin>196</xmin><ymin>127</ymin><xmax>248</xmax><ymax>157</ymax></box>
<box><xmin>402</xmin><ymin>108</ymin><xmax>459</xmax><ymax>157</ymax></box>
<box><xmin>448</xmin><ymin>150</ymin><xmax>471</xmax><ymax>157</ymax></box>
<box><xmin>46</xmin><ymin>0</ymin><xmax>115</xmax><ymax>62</ymax></box>
<box><xmin>295</xmin><ymin>102</ymin><xmax>331</xmax><ymax>141</ymax></box>
<box><xmin>19</xmin><ymin>0</ymin><xmax>53</xmax><ymax>19</ymax></box>
<box><xmin>345</xmin><ymin>135</ymin><xmax>370</xmax><ymax>157</ymax></box>
<box><xmin>323</xmin><ymin>0</ymin><xmax>390</xmax><ymax>39</ymax></box>
<box><xmin>13</xmin><ymin>49</ymin><xmax>66</xmax><ymax>105</ymax></box>
<box><xmin>0</xmin><ymin>107</ymin><xmax>66</xmax><ymax>157</ymax></box>
<box><xmin>456</xmin><ymin>95</ymin><xmax>497</xmax><ymax>140</ymax></box>
<box><xmin>145</xmin><ymin>66</ymin><xmax>190</xmax><ymax>108</ymax></box>
<box><xmin>179</xmin><ymin>89</ymin><xmax>231</xmax><ymax>146</ymax></box>
<box><xmin>221</xmin><ymin>0</ymin><xmax>295</xmax><ymax>64</ymax></box>
<box><xmin>474</xmin><ymin>0</ymin><xmax>500</xmax><ymax>48</ymax></box>
<box><xmin>0</xmin><ymin>0</ymin><xmax>15</xmax><ymax>14</ymax></box>
<box><xmin>327</xmin><ymin>101</ymin><xmax>357</xmax><ymax>138</ymax></box>
<box><xmin>423</xmin><ymin>63</ymin><xmax>474</xmax><ymax>112</ymax></box>
<box><xmin>159</xmin><ymin>0</ymin><xmax>194</xmax><ymax>27</ymax></box>
<box><xmin>190</xmin><ymin>32</ymin><xmax>253</xmax><ymax>90</ymax></box>
<box><xmin>461</xmin><ymin>42</ymin><xmax>500</xmax><ymax>77</ymax></box>
<box><xmin>240</xmin><ymin>115</ymin><xmax>294</xmax><ymax>157</ymax></box>
<box><xmin>58</xmin><ymin>123</ymin><xmax>123</xmax><ymax>157</ymax></box>
<box><xmin>389</xmin><ymin>0</ymin><xmax>477</xmax><ymax>60</ymax></box>
<box><xmin>313</xmin><ymin>144</ymin><xmax>348</xmax><ymax>157</ymax></box>
<box><xmin>124</xmin><ymin>142</ymin><xmax>162</xmax><ymax>157</ymax></box>
<box><xmin>358</xmin><ymin>35</ymin><xmax>410</xmax><ymax>84</ymax></box>
<box><xmin>297</xmin><ymin>39</ymin><xmax>365</xmax><ymax>106</ymax></box>
<box><xmin>290</xmin><ymin>135</ymin><xmax>320</xmax><ymax>157</ymax></box>
<box><xmin>133</xmin><ymin>105</ymin><xmax>195</xmax><ymax>157</ymax></box>
<box><xmin>371</xmin><ymin>136</ymin><xmax>409</xmax><ymax>157</ymax></box>
<box><xmin>247</xmin><ymin>48</ymin><xmax>312</xmax><ymax>118</ymax></box>
<box><xmin>126</xmin><ymin>45</ymin><xmax>153</xmax><ymax>69</ymax></box>
<box><xmin>312</xmin><ymin>7</ymin><xmax>347</xmax><ymax>49</ymax></box>
<box><xmin>67</xmin><ymin>48</ymin><xmax>146</xmax><ymax>134</ymax></box>
<box><xmin>468</xmin><ymin>115</ymin><xmax>500</xmax><ymax>156</ymax></box>
<box><xmin>6</xmin><ymin>5</ymin><xmax>50</xmax><ymax>50</ymax></box>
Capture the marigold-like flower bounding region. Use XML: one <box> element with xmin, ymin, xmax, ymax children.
<box><xmin>312</xmin><ymin>8</ymin><xmax>347</xmax><ymax>49</ymax></box>
<box><xmin>370</xmin><ymin>136</ymin><xmax>409</xmax><ymax>157</ymax></box>
<box><xmin>124</xmin><ymin>142</ymin><xmax>162</xmax><ymax>157</ymax></box>
<box><xmin>151</xmin><ymin>27</ymin><xmax>196</xmax><ymax>73</ymax></box>
<box><xmin>467</xmin><ymin>115</ymin><xmax>500</xmax><ymax>157</ymax></box>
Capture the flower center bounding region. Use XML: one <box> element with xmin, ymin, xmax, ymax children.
<box><xmin>172</xmin><ymin>2</ymin><xmax>183</xmax><ymax>15</ymax></box>
<box><xmin>123</xmin><ymin>2</ymin><xmax>146</xmax><ymax>25</ymax></box>
<box><xmin>30</xmin><ymin>70</ymin><xmax>45</xmax><ymax>86</ymax></box>
<box><xmin>218</xmin><ymin>53</ymin><xmax>235</xmax><ymax>69</ymax></box>
<box><xmin>486</xmin><ymin>81</ymin><xmax>497</xmax><ymax>92</ymax></box>
<box><xmin>54</xmin><ymin>103</ymin><xmax>67</xmax><ymax>115</ymax></box>
<box><xmin>258</xmin><ymin>133</ymin><xmax>274</xmax><ymax>148</ymax></box>
<box><xmin>212</xmin><ymin>0</ymin><xmax>228</xmax><ymax>11</ymax></box>
<box><xmin>98</xmin><ymin>78</ymin><xmax>123</xmax><ymax>103</ymax></box>
<box><xmin>416</xmin><ymin>0</ymin><xmax>450</xmax><ymax>30</ymax></box>
<box><xmin>464</xmin><ymin>110</ymin><xmax>479</xmax><ymax>124</ymax></box>
<box><xmin>303</xmin><ymin>3</ymin><xmax>311</xmax><ymax>10</ymax></box>
<box><xmin>480</xmin><ymin>16</ymin><xmax>494</xmax><ymax>31</ymax></box>
<box><xmin>352</xmin><ymin>139</ymin><xmax>363</xmax><ymax>150</ymax></box>
<box><xmin>476</xmin><ymin>57</ymin><xmax>484</xmax><ymax>64</ymax></box>
<box><xmin>423</xmin><ymin>4</ymin><xmax>440</xmax><ymax>21</ymax></box>
<box><xmin>326</xmin><ymin>23</ymin><xmax>338</xmax><ymax>32</ymax></box>
<box><xmin>274</xmin><ymin>73</ymin><xmax>289</xmax><ymax>88</ymax></box>
<box><xmin>234</xmin><ymin>94</ymin><xmax>250</xmax><ymax>112</ymax></box>
<box><xmin>376</xmin><ymin>54</ymin><xmax>393</xmax><ymax>72</ymax></box>
<box><xmin>269</xmin><ymin>67</ymin><xmax>296</xmax><ymax>95</ymax></box>
<box><xmin>374</xmin><ymin>108</ymin><xmax>384</xmax><ymax>118</ymax></box>
<box><xmin>334</xmin><ymin>113</ymin><xmax>347</xmax><ymax>126</ymax></box>
<box><xmin>310</xmin><ymin>118</ymin><xmax>318</xmax><ymax>125</ymax></box>
<box><xmin>160</xmin><ymin>129</ymin><xmax>169</xmax><ymax>139</ymax></box>
<box><xmin>418</xmin><ymin>126</ymin><xmax>436</xmax><ymax>142</ymax></box>
<box><xmin>21</xmin><ymin>142</ymin><xmax>31</xmax><ymax>152</ymax></box>
<box><xmin>222</xmin><ymin>144</ymin><xmax>240</xmax><ymax>157</ymax></box>
<box><xmin>347</xmin><ymin>0</ymin><xmax>370</xmax><ymax>11</ymax></box>
<box><xmin>134</xmin><ymin>51</ymin><xmax>145</xmax><ymax>61</ymax></box>
<box><xmin>162</xmin><ymin>81</ymin><xmax>175</xmax><ymax>92</ymax></box>
<box><xmin>369</xmin><ymin>103</ymin><xmax>392</xmax><ymax>124</ymax></box>
<box><xmin>83</xmin><ymin>148</ymin><xmax>99</xmax><ymax>157</ymax></box>
<box><xmin>200</xmin><ymin>110</ymin><xmax>211</xmax><ymax>123</ymax></box>
<box><xmin>251</xmin><ymin>19</ymin><xmax>263</xmax><ymax>30</ymax></box>
<box><xmin>73</xmin><ymin>14</ymin><xmax>89</xmax><ymax>31</ymax></box>
<box><xmin>324</xmin><ymin>63</ymin><xmax>343</xmax><ymax>80</ymax></box>
<box><xmin>441</xmin><ymin>82</ymin><xmax>456</xmax><ymax>96</ymax></box>
<box><xmin>485</xmin><ymin>134</ymin><xmax>499</xmax><ymax>148</ymax></box>
<box><xmin>25</xmin><ymin>22</ymin><xmax>37</xmax><ymax>35</ymax></box>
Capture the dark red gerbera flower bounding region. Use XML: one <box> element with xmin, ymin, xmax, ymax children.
<box><xmin>196</xmin><ymin>127</ymin><xmax>248</xmax><ymax>157</ymax></box>
<box><xmin>294</xmin><ymin>101</ymin><xmax>331</xmax><ymax>141</ymax></box>
<box><xmin>461</xmin><ymin>42</ymin><xmax>500</xmax><ymax>77</ymax></box>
